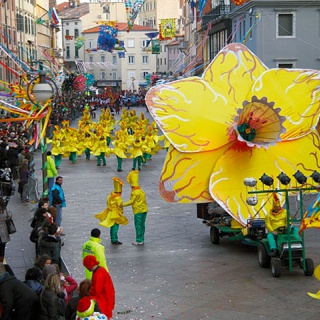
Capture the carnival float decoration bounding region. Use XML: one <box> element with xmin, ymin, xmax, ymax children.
<box><xmin>145</xmin><ymin>43</ymin><xmax>320</xmax><ymax>226</ymax></box>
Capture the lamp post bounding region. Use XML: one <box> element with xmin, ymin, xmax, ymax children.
<box><xmin>26</xmin><ymin>66</ymin><xmax>58</xmax><ymax>198</ymax></box>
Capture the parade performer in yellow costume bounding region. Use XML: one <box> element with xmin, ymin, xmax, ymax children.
<box><xmin>112</xmin><ymin>123</ymin><xmax>132</xmax><ymax>172</ymax></box>
<box><xmin>95</xmin><ymin>177</ymin><xmax>128</xmax><ymax>245</ymax></box>
<box><xmin>266</xmin><ymin>193</ymin><xmax>300</xmax><ymax>257</ymax></box>
<box><xmin>123</xmin><ymin>170</ymin><xmax>148</xmax><ymax>245</ymax></box>
<box><xmin>92</xmin><ymin>133</ymin><xmax>111</xmax><ymax>167</ymax></box>
<box><xmin>50</xmin><ymin>126</ymin><xmax>64</xmax><ymax>169</ymax></box>
<box><xmin>130</xmin><ymin>133</ymin><xmax>144</xmax><ymax>171</ymax></box>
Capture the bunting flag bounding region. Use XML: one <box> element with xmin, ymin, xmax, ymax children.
<box><xmin>299</xmin><ymin>194</ymin><xmax>320</xmax><ymax>235</ymax></box>
<box><xmin>199</xmin><ymin>0</ymin><xmax>207</xmax><ymax>18</ymax></box>
<box><xmin>159</xmin><ymin>19</ymin><xmax>176</xmax><ymax>40</ymax></box>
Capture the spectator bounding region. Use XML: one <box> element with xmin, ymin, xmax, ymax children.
<box><xmin>60</xmin><ymin>273</ymin><xmax>78</xmax><ymax>304</ymax></box>
<box><xmin>0</xmin><ymin>198</ymin><xmax>10</xmax><ymax>274</ymax></box>
<box><xmin>18</xmin><ymin>159</ymin><xmax>30</xmax><ymax>203</ymax></box>
<box><xmin>38</xmin><ymin>224</ymin><xmax>63</xmax><ymax>269</ymax></box>
<box><xmin>0</xmin><ymin>270</ymin><xmax>39</xmax><ymax>320</ymax></box>
<box><xmin>38</xmin><ymin>273</ymin><xmax>66</xmax><ymax>320</ymax></box>
<box><xmin>6</xmin><ymin>142</ymin><xmax>18</xmax><ymax>180</ymax></box>
<box><xmin>49</xmin><ymin>176</ymin><xmax>66</xmax><ymax>227</ymax></box>
<box><xmin>24</xmin><ymin>266</ymin><xmax>44</xmax><ymax>295</ymax></box>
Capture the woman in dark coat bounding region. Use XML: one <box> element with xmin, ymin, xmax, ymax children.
<box><xmin>39</xmin><ymin>273</ymin><xmax>66</xmax><ymax>320</ymax></box>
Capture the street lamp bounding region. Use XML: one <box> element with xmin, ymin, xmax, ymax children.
<box><xmin>26</xmin><ymin>66</ymin><xmax>58</xmax><ymax>198</ymax></box>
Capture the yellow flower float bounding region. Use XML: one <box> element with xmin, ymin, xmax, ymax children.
<box><xmin>145</xmin><ymin>43</ymin><xmax>320</xmax><ymax>225</ymax></box>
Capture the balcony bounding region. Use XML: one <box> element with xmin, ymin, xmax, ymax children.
<box><xmin>201</xmin><ymin>3</ymin><xmax>231</xmax><ymax>29</ymax></box>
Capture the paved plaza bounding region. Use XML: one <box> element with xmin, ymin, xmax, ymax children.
<box><xmin>5</xmin><ymin>108</ymin><xmax>320</xmax><ymax>320</ymax></box>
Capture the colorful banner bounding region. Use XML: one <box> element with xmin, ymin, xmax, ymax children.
<box><xmin>151</xmin><ymin>40</ymin><xmax>160</xmax><ymax>54</ymax></box>
<box><xmin>299</xmin><ymin>194</ymin><xmax>320</xmax><ymax>235</ymax></box>
<box><xmin>160</xmin><ymin>19</ymin><xmax>176</xmax><ymax>40</ymax></box>
<box><xmin>75</xmin><ymin>37</ymin><xmax>85</xmax><ymax>50</ymax></box>
<box><xmin>124</xmin><ymin>0</ymin><xmax>146</xmax><ymax>31</ymax></box>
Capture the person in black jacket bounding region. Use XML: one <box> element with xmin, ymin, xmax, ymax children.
<box><xmin>37</xmin><ymin>224</ymin><xmax>62</xmax><ymax>269</ymax></box>
<box><xmin>39</xmin><ymin>273</ymin><xmax>66</xmax><ymax>320</ymax></box>
<box><xmin>0</xmin><ymin>271</ymin><xmax>39</xmax><ymax>320</ymax></box>
<box><xmin>6</xmin><ymin>142</ymin><xmax>19</xmax><ymax>180</ymax></box>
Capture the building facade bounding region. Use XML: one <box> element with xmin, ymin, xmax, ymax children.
<box><xmin>82</xmin><ymin>23</ymin><xmax>157</xmax><ymax>90</ymax></box>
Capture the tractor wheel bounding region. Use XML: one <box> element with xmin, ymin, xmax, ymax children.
<box><xmin>257</xmin><ymin>243</ymin><xmax>271</xmax><ymax>268</ymax></box>
<box><xmin>304</xmin><ymin>258</ymin><xmax>314</xmax><ymax>276</ymax></box>
<box><xmin>271</xmin><ymin>258</ymin><xmax>281</xmax><ymax>277</ymax></box>
<box><xmin>210</xmin><ymin>226</ymin><xmax>219</xmax><ymax>245</ymax></box>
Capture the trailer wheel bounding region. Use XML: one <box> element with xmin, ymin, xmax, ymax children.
<box><xmin>271</xmin><ymin>258</ymin><xmax>281</xmax><ymax>277</ymax></box>
<box><xmin>210</xmin><ymin>226</ymin><xmax>219</xmax><ymax>244</ymax></box>
<box><xmin>304</xmin><ymin>258</ymin><xmax>314</xmax><ymax>276</ymax></box>
<box><xmin>257</xmin><ymin>243</ymin><xmax>271</xmax><ymax>268</ymax></box>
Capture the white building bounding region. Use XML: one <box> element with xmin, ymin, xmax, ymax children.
<box><xmin>82</xmin><ymin>23</ymin><xmax>157</xmax><ymax>90</ymax></box>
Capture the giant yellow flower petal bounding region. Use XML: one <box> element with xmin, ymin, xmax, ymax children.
<box><xmin>203</xmin><ymin>43</ymin><xmax>268</xmax><ymax>106</ymax></box>
<box><xmin>210</xmin><ymin>133</ymin><xmax>320</xmax><ymax>225</ymax></box>
<box><xmin>159</xmin><ymin>144</ymin><xmax>231</xmax><ymax>203</ymax></box>
<box><xmin>146</xmin><ymin>44</ymin><xmax>268</xmax><ymax>153</ymax></box>
<box><xmin>253</xmin><ymin>69</ymin><xmax>320</xmax><ymax>140</ymax></box>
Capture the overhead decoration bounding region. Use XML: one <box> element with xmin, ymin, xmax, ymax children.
<box><xmin>97</xmin><ymin>24</ymin><xmax>119</xmax><ymax>52</ymax></box>
<box><xmin>159</xmin><ymin>19</ymin><xmax>176</xmax><ymax>40</ymax></box>
<box><xmin>199</xmin><ymin>0</ymin><xmax>207</xmax><ymax>17</ymax></box>
<box><xmin>124</xmin><ymin>0</ymin><xmax>146</xmax><ymax>31</ymax></box>
<box><xmin>145</xmin><ymin>32</ymin><xmax>159</xmax><ymax>48</ymax></box>
<box><xmin>65</xmin><ymin>35</ymin><xmax>74</xmax><ymax>40</ymax></box>
<box><xmin>151</xmin><ymin>40</ymin><xmax>160</xmax><ymax>54</ymax></box>
<box><xmin>75</xmin><ymin>37</ymin><xmax>85</xmax><ymax>50</ymax></box>
<box><xmin>231</xmin><ymin>0</ymin><xmax>250</xmax><ymax>5</ymax></box>
<box><xmin>145</xmin><ymin>43</ymin><xmax>320</xmax><ymax>226</ymax></box>
<box><xmin>48</xmin><ymin>8</ymin><xmax>60</xmax><ymax>27</ymax></box>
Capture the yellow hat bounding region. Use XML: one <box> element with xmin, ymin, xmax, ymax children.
<box><xmin>272</xmin><ymin>193</ymin><xmax>281</xmax><ymax>207</ymax></box>
<box><xmin>113</xmin><ymin>177</ymin><xmax>124</xmax><ymax>192</ymax></box>
<box><xmin>126</xmin><ymin>170</ymin><xmax>139</xmax><ymax>187</ymax></box>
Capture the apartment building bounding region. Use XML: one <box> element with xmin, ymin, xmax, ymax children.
<box><xmin>82</xmin><ymin>23</ymin><xmax>157</xmax><ymax>90</ymax></box>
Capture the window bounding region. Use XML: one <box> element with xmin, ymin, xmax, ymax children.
<box><xmin>242</xmin><ymin>19</ymin><xmax>245</xmax><ymax>40</ymax></box>
<box><xmin>74</xmin><ymin>29</ymin><xmax>79</xmax><ymax>38</ymax></box>
<box><xmin>66</xmin><ymin>46</ymin><xmax>70</xmax><ymax>58</ymax></box>
<box><xmin>66</xmin><ymin>29</ymin><xmax>70</xmax><ymax>36</ymax></box>
<box><xmin>278</xmin><ymin>63</ymin><xmax>294</xmax><ymax>68</ymax></box>
<box><xmin>112</xmin><ymin>72</ymin><xmax>117</xmax><ymax>80</ymax></box>
<box><xmin>101</xmin><ymin>71</ymin><xmax>106</xmax><ymax>79</ymax></box>
<box><xmin>127</xmin><ymin>39</ymin><xmax>135</xmax><ymax>48</ymax></box>
<box><xmin>89</xmin><ymin>40</ymin><xmax>93</xmax><ymax>48</ymax></box>
<box><xmin>128</xmin><ymin>71</ymin><xmax>135</xmax><ymax>79</ymax></box>
<box><xmin>128</xmin><ymin>56</ymin><xmax>135</xmax><ymax>64</ymax></box>
<box><xmin>142</xmin><ymin>71</ymin><xmax>149</xmax><ymax>78</ymax></box>
<box><xmin>249</xmin><ymin>17</ymin><xmax>253</xmax><ymax>40</ymax></box>
<box><xmin>142</xmin><ymin>56</ymin><xmax>149</xmax><ymax>64</ymax></box>
<box><xmin>66</xmin><ymin>23</ymin><xmax>69</xmax><ymax>26</ymax></box>
<box><xmin>112</xmin><ymin>55</ymin><xmax>117</xmax><ymax>64</ymax></box>
<box><xmin>101</xmin><ymin>55</ymin><xmax>105</xmax><ymax>62</ymax></box>
<box><xmin>89</xmin><ymin>56</ymin><xmax>93</xmax><ymax>62</ymax></box>
<box><xmin>75</xmin><ymin>47</ymin><xmax>79</xmax><ymax>58</ymax></box>
<box><xmin>277</xmin><ymin>13</ymin><xmax>295</xmax><ymax>38</ymax></box>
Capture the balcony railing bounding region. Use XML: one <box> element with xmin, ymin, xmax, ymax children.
<box><xmin>201</xmin><ymin>3</ymin><xmax>231</xmax><ymax>29</ymax></box>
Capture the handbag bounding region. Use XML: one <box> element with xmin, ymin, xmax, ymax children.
<box><xmin>6</xmin><ymin>210</ymin><xmax>16</xmax><ymax>234</ymax></box>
